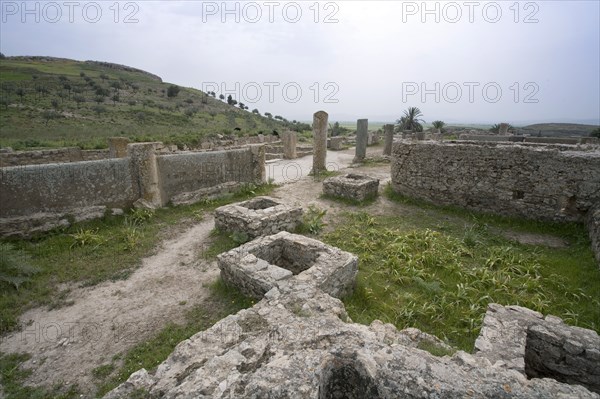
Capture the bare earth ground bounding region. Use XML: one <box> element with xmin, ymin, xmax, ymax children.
<box><xmin>0</xmin><ymin>146</ymin><xmax>570</xmax><ymax>396</ymax></box>
<box><xmin>0</xmin><ymin>218</ymin><xmax>218</xmax><ymax>393</ymax></box>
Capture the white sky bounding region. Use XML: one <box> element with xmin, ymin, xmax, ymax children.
<box><xmin>1</xmin><ymin>0</ymin><xmax>599</xmax><ymax>124</ymax></box>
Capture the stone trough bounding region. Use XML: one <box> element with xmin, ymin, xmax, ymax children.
<box><xmin>217</xmin><ymin>231</ymin><xmax>358</xmax><ymax>299</ymax></box>
<box><xmin>323</xmin><ymin>173</ymin><xmax>380</xmax><ymax>202</ymax></box>
<box><xmin>214</xmin><ymin>196</ymin><xmax>303</xmax><ymax>238</ymax></box>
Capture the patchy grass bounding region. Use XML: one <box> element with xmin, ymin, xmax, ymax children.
<box><xmin>94</xmin><ymin>279</ymin><xmax>254</xmax><ymax>397</ymax></box>
<box><xmin>0</xmin><ymin>183</ymin><xmax>276</xmax><ymax>334</ymax></box>
<box><xmin>324</xmin><ymin>204</ymin><xmax>600</xmax><ymax>352</ymax></box>
<box><xmin>295</xmin><ymin>205</ymin><xmax>328</xmax><ymax>236</ymax></box>
<box><xmin>0</xmin><ymin>353</ymin><xmax>80</xmax><ymax>399</ymax></box>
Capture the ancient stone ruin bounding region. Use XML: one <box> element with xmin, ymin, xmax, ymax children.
<box><xmin>105</xmin><ymin>279</ymin><xmax>599</xmax><ymax>398</ymax></box>
<box><xmin>214</xmin><ymin>196</ymin><xmax>303</xmax><ymax>239</ymax></box>
<box><xmin>312</xmin><ymin>111</ymin><xmax>329</xmax><ymax>174</ymax></box>
<box><xmin>323</xmin><ymin>173</ymin><xmax>380</xmax><ymax>202</ymax></box>
<box><xmin>354</xmin><ymin>118</ymin><xmax>368</xmax><ymax>162</ymax></box>
<box><xmin>474</xmin><ymin>303</ymin><xmax>600</xmax><ymax>394</ymax></box>
<box><xmin>217</xmin><ymin>231</ymin><xmax>358</xmax><ymax>299</ymax></box>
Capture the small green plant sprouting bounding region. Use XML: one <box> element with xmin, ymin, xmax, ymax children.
<box><xmin>123</xmin><ymin>226</ymin><xmax>142</xmax><ymax>251</ymax></box>
<box><xmin>302</xmin><ymin>205</ymin><xmax>327</xmax><ymax>235</ymax></box>
<box><xmin>70</xmin><ymin>228</ymin><xmax>104</xmax><ymax>249</ymax></box>
<box><xmin>238</xmin><ymin>183</ymin><xmax>257</xmax><ymax>197</ymax></box>
<box><xmin>128</xmin><ymin>208</ymin><xmax>155</xmax><ymax>225</ymax></box>
<box><xmin>0</xmin><ymin>243</ymin><xmax>41</xmax><ymax>290</ymax></box>
<box><xmin>192</xmin><ymin>210</ymin><xmax>204</xmax><ymax>221</ymax></box>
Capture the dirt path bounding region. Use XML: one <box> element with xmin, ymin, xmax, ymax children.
<box><xmin>0</xmin><ymin>217</ymin><xmax>219</xmax><ymax>394</ymax></box>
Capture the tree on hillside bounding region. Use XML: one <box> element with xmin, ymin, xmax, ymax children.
<box><xmin>590</xmin><ymin>127</ymin><xmax>600</xmax><ymax>138</ymax></box>
<box><xmin>396</xmin><ymin>107</ymin><xmax>425</xmax><ymax>132</ymax></box>
<box><xmin>167</xmin><ymin>85</ymin><xmax>180</xmax><ymax>98</ymax></box>
<box><xmin>15</xmin><ymin>88</ymin><xmax>25</xmax><ymax>103</ymax></box>
<box><xmin>264</xmin><ymin>112</ymin><xmax>273</xmax><ymax>119</ymax></box>
<box><xmin>74</xmin><ymin>95</ymin><xmax>85</xmax><ymax>109</ymax></box>
<box><xmin>219</xmin><ymin>94</ymin><xmax>225</xmax><ymax>101</ymax></box>
<box><xmin>252</xmin><ymin>109</ymin><xmax>260</xmax><ymax>115</ymax></box>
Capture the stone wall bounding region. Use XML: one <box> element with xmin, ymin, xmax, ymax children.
<box><xmin>0</xmin><ymin>144</ymin><xmax>265</xmax><ymax>236</ymax></box>
<box><xmin>0</xmin><ymin>148</ymin><xmax>111</xmax><ymax>167</ymax></box>
<box><xmin>391</xmin><ymin>141</ymin><xmax>600</xmax><ymax>223</ymax></box>
<box><xmin>0</xmin><ymin>159</ymin><xmax>136</xmax><ymax>218</ymax></box>
<box><xmin>158</xmin><ymin>146</ymin><xmax>264</xmax><ymax>205</ymax></box>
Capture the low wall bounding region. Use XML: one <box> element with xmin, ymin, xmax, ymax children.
<box><xmin>158</xmin><ymin>146</ymin><xmax>265</xmax><ymax>204</ymax></box>
<box><xmin>0</xmin><ymin>148</ymin><xmax>112</xmax><ymax>167</ymax></box>
<box><xmin>0</xmin><ymin>144</ymin><xmax>265</xmax><ymax>236</ymax></box>
<box><xmin>391</xmin><ymin>141</ymin><xmax>600</xmax><ymax>223</ymax></box>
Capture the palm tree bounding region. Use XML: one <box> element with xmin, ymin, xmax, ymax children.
<box><xmin>397</xmin><ymin>107</ymin><xmax>425</xmax><ymax>132</ymax></box>
<box><xmin>431</xmin><ymin>120</ymin><xmax>445</xmax><ymax>134</ymax></box>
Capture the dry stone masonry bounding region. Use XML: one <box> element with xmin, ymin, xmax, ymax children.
<box><xmin>105</xmin><ymin>286</ymin><xmax>599</xmax><ymax>398</ymax></box>
<box><xmin>214</xmin><ymin>197</ymin><xmax>303</xmax><ymax>239</ymax></box>
<box><xmin>217</xmin><ymin>231</ymin><xmax>358</xmax><ymax>299</ymax></box>
<box><xmin>475</xmin><ymin>303</ymin><xmax>600</xmax><ymax>394</ymax></box>
<box><xmin>0</xmin><ymin>144</ymin><xmax>266</xmax><ymax>237</ymax></box>
<box><xmin>323</xmin><ymin>173</ymin><xmax>380</xmax><ymax>202</ymax></box>
<box><xmin>391</xmin><ymin>141</ymin><xmax>600</xmax><ymax>223</ymax></box>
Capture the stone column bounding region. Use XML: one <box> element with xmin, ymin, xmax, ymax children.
<box><xmin>499</xmin><ymin>123</ymin><xmax>509</xmax><ymax>135</ymax></box>
<box><xmin>383</xmin><ymin>124</ymin><xmax>394</xmax><ymax>156</ymax></box>
<box><xmin>250</xmin><ymin>144</ymin><xmax>266</xmax><ymax>184</ymax></box>
<box><xmin>312</xmin><ymin>111</ymin><xmax>328</xmax><ymax>174</ymax></box>
<box><xmin>354</xmin><ymin>119</ymin><xmax>368</xmax><ymax>162</ymax></box>
<box><xmin>282</xmin><ymin>131</ymin><xmax>297</xmax><ymax>159</ymax></box>
<box><xmin>108</xmin><ymin>137</ymin><xmax>130</xmax><ymax>158</ymax></box>
<box><xmin>128</xmin><ymin>142</ymin><xmax>165</xmax><ymax>208</ymax></box>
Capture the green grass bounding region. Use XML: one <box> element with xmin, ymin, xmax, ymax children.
<box><xmin>94</xmin><ymin>279</ymin><xmax>254</xmax><ymax>397</ymax></box>
<box><xmin>0</xmin><ymin>57</ymin><xmax>305</xmax><ymax>149</ymax></box>
<box><xmin>323</xmin><ymin>194</ymin><xmax>599</xmax><ymax>352</ymax></box>
<box><xmin>0</xmin><ymin>183</ymin><xmax>276</xmax><ymax>335</ymax></box>
<box><xmin>0</xmin><ymin>353</ymin><xmax>80</xmax><ymax>399</ymax></box>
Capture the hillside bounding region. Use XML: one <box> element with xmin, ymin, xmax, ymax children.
<box><xmin>520</xmin><ymin>123</ymin><xmax>599</xmax><ymax>137</ymax></box>
<box><xmin>0</xmin><ymin>56</ymin><xmax>304</xmax><ymax>150</ymax></box>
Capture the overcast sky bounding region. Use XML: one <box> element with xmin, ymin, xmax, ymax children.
<box><xmin>1</xmin><ymin>0</ymin><xmax>599</xmax><ymax>125</ymax></box>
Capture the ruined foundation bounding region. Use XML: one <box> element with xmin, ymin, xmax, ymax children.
<box><xmin>217</xmin><ymin>231</ymin><xmax>358</xmax><ymax>300</ymax></box>
<box><xmin>214</xmin><ymin>197</ymin><xmax>303</xmax><ymax>239</ymax></box>
<box><xmin>323</xmin><ymin>173</ymin><xmax>380</xmax><ymax>202</ymax></box>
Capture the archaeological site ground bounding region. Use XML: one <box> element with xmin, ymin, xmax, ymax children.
<box><xmin>0</xmin><ymin>59</ymin><xmax>599</xmax><ymax>399</ymax></box>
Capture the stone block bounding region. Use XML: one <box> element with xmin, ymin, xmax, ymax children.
<box><xmin>217</xmin><ymin>231</ymin><xmax>358</xmax><ymax>299</ymax></box>
<box><xmin>214</xmin><ymin>196</ymin><xmax>303</xmax><ymax>238</ymax></box>
<box><xmin>323</xmin><ymin>173</ymin><xmax>380</xmax><ymax>202</ymax></box>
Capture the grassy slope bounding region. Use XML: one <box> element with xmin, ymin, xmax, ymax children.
<box><xmin>0</xmin><ymin>57</ymin><xmax>291</xmax><ymax>150</ymax></box>
<box><xmin>521</xmin><ymin>123</ymin><xmax>599</xmax><ymax>137</ymax></box>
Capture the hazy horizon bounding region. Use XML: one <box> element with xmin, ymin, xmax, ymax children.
<box><xmin>1</xmin><ymin>1</ymin><xmax>599</xmax><ymax>125</ymax></box>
